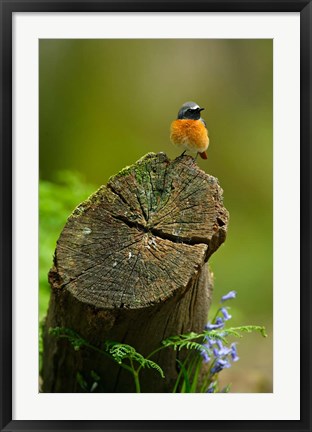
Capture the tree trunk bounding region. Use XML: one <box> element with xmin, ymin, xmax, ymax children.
<box><xmin>42</xmin><ymin>152</ymin><xmax>229</xmax><ymax>392</ymax></box>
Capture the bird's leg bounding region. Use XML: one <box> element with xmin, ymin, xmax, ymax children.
<box><xmin>194</xmin><ymin>152</ymin><xmax>199</xmax><ymax>162</ymax></box>
<box><xmin>180</xmin><ymin>150</ymin><xmax>186</xmax><ymax>157</ymax></box>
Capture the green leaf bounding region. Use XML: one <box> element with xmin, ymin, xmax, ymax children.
<box><xmin>203</xmin><ymin>325</ymin><xmax>267</xmax><ymax>344</ymax></box>
<box><xmin>39</xmin><ymin>173</ymin><xmax>96</xmax><ymax>320</ymax></box>
<box><xmin>190</xmin><ymin>357</ymin><xmax>203</xmax><ymax>393</ymax></box>
<box><xmin>143</xmin><ymin>359</ymin><xmax>165</xmax><ymax>378</ymax></box>
<box><xmin>90</xmin><ymin>370</ymin><xmax>101</xmax><ymax>382</ymax></box>
<box><xmin>222</xmin><ymin>325</ymin><xmax>267</xmax><ymax>338</ymax></box>
<box><xmin>104</xmin><ymin>341</ymin><xmax>136</xmax><ymax>363</ymax></box>
<box><xmin>162</xmin><ymin>332</ymin><xmax>204</xmax><ymax>352</ymax></box>
<box><xmin>104</xmin><ymin>341</ymin><xmax>164</xmax><ymax>378</ymax></box>
<box><xmin>176</xmin><ymin>359</ymin><xmax>191</xmax><ymax>393</ymax></box>
<box><xmin>76</xmin><ymin>372</ymin><xmax>88</xmax><ymax>391</ymax></box>
<box><xmin>49</xmin><ymin>326</ymin><xmax>87</xmax><ymax>351</ymax></box>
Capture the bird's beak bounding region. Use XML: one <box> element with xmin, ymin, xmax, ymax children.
<box><xmin>199</xmin><ymin>107</ymin><xmax>205</xmax><ymax>112</ymax></box>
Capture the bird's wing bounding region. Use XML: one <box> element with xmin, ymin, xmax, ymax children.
<box><xmin>200</xmin><ymin>118</ymin><xmax>207</xmax><ymax>129</ymax></box>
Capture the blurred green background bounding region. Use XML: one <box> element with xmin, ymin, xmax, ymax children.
<box><xmin>39</xmin><ymin>39</ymin><xmax>273</xmax><ymax>392</ymax></box>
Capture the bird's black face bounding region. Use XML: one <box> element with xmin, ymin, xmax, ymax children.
<box><xmin>177</xmin><ymin>102</ymin><xmax>205</xmax><ymax>120</ymax></box>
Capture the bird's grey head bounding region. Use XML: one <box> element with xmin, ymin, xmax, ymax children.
<box><xmin>177</xmin><ymin>101</ymin><xmax>204</xmax><ymax>120</ymax></box>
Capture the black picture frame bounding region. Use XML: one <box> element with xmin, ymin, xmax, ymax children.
<box><xmin>1</xmin><ymin>1</ymin><xmax>311</xmax><ymax>431</ymax></box>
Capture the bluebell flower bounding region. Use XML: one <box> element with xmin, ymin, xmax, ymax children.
<box><xmin>201</xmin><ymin>350</ymin><xmax>210</xmax><ymax>363</ymax></box>
<box><xmin>206</xmin><ymin>383</ymin><xmax>215</xmax><ymax>393</ymax></box>
<box><xmin>212</xmin><ymin>339</ymin><xmax>232</xmax><ymax>358</ymax></box>
<box><xmin>200</xmin><ymin>344</ymin><xmax>211</xmax><ymax>363</ymax></box>
<box><xmin>202</xmin><ymin>291</ymin><xmax>241</xmax><ymax>386</ymax></box>
<box><xmin>211</xmin><ymin>358</ymin><xmax>231</xmax><ymax>375</ymax></box>
<box><xmin>208</xmin><ymin>338</ymin><xmax>216</xmax><ymax>347</ymax></box>
<box><xmin>205</xmin><ymin>317</ymin><xmax>225</xmax><ymax>330</ymax></box>
<box><xmin>216</xmin><ymin>317</ymin><xmax>224</xmax><ymax>325</ymax></box>
<box><xmin>216</xmin><ymin>339</ymin><xmax>223</xmax><ymax>350</ymax></box>
<box><xmin>230</xmin><ymin>343</ymin><xmax>239</xmax><ymax>362</ymax></box>
<box><xmin>220</xmin><ymin>307</ymin><xmax>232</xmax><ymax>321</ymax></box>
<box><xmin>210</xmin><ymin>363</ymin><xmax>222</xmax><ymax>375</ymax></box>
<box><xmin>203</xmin><ymin>336</ymin><xmax>217</xmax><ymax>348</ymax></box>
<box><xmin>219</xmin><ymin>358</ymin><xmax>231</xmax><ymax>368</ymax></box>
<box><xmin>221</xmin><ymin>291</ymin><xmax>237</xmax><ymax>302</ymax></box>
<box><xmin>218</xmin><ymin>346</ymin><xmax>232</xmax><ymax>357</ymax></box>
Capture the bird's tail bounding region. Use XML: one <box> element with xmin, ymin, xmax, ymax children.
<box><xmin>199</xmin><ymin>151</ymin><xmax>207</xmax><ymax>160</ymax></box>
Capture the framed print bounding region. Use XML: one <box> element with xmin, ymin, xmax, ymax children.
<box><xmin>1</xmin><ymin>1</ymin><xmax>311</xmax><ymax>431</ymax></box>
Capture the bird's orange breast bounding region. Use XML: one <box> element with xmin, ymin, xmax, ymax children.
<box><xmin>170</xmin><ymin>119</ymin><xmax>209</xmax><ymax>152</ymax></box>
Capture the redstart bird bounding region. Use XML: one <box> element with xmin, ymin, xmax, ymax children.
<box><xmin>170</xmin><ymin>101</ymin><xmax>209</xmax><ymax>160</ymax></box>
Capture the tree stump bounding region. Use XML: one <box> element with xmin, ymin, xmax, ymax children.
<box><xmin>42</xmin><ymin>152</ymin><xmax>229</xmax><ymax>392</ymax></box>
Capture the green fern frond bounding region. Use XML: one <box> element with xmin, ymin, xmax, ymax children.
<box><xmin>49</xmin><ymin>326</ymin><xmax>87</xmax><ymax>351</ymax></box>
<box><xmin>202</xmin><ymin>330</ymin><xmax>228</xmax><ymax>343</ymax></box>
<box><xmin>104</xmin><ymin>341</ymin><xmax>164</xmax><ymax>378</ymax></box>
<box><xmin>222</xmin><ymin>325</ymin><xmax>267</xmax><ymax>338</ymax></box>
<box><xmin>143</xmin><ymin>359</ymin><xmax>165</xmax><ymax>378</ymax></box>
<box><xmin>162</xmin><ymin>332</ymin><xmax>205</xmax><ymax>352</ymax></box>
<box><xmin>104</xmin><ymin>341</ymin><xmax>136</xmax><ymax>363</ymax></box>
<box><xmin>203</xmin><ymin>325</ymin><xmax>267</xmax><ymax>343</ymax></box>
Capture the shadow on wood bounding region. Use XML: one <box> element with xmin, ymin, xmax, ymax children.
<box><xmin>42</xmin><ymin>152</ymin><xmax>229</xmax><ymax>392</ymax></box>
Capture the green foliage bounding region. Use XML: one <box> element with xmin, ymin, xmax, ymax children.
<box><xmin>39</xmin><ymin>318</ymin><xmax>45</xmax><ymax>372</ymax></box>
<box><xmin>176</xmin><ymin>359</ymin><xmax>192</xmax><ymax>393</ymax></box>
<box><xmin>49</xmin><ymin>323</ymin><xmax>266</xmax><ymax>393</ymax></box>
<box><xmin>162</xmin><ymin>332</ymin><xmax>209</xmax><ymax>352</ymax></box>
<box><xmin>104</xmin><ymin>341</ymin><xmax>164</xmax><ymax>378</ymax></box>
<box><xmin>39</xmin><ymin>172</ymin><xmax>96</xmax><ymax>319</ymax></box>
<box><xmin>220</xmin><ymin>325</ymin><xmax>267</xmax><ymax>339</ymax></box>
<box><xmin>161</xmin><ymin>324</ymin><xmax>267</xmax><ymax>393</ymax></box>
<box><xmin>162</xmin><ymin>325</ymin><xmax>267</xmax><ymax>355</ymax></box>
<box><xmin>76</xmin><ymin>370</ymin><xmax>101</xmax><ymax>392</ymax></box>
<box><xmin>49</xmin><ymin>326</ymin><xmax>164</xmax><ymax>392</ymax></box>
<box><xmin>76</xmin><ymin>372</ymin><xmax>88</xmax><ymax>392</ymax></box>
<box><xmin>205</xmin><ymin>325</ymin><xmax>268</xmax><ymax>343</ymax></box>
<box><xmin>172</xmin><ymin>352</ymin><xmax>204</xmax><ymax>394</ymax></box>
<box><xmin>49</xmin><ymin>326</ymin><xmax>87</xmax><ymax>351</ymax></box>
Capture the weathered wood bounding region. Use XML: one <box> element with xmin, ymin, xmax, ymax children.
<box><xmin>42</xmin><ymin>152</ymin><xmax>229</xmax><ymax>392</ymax></box>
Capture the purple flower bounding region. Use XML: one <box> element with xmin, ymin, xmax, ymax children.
<box><xmin>201</xmin><ymin>291</ymin><xmax>242</xmax><ymax>380</ymax></box>
<box><xmin>221</xmin><ymin>291</ymin><xmax>237</xmax><ymax>303</ymax></box>
<box><xmin>216</xmin><ymin>339</ymin><xmax>223</xmax><ymax>350</ymax></box>
<box><xmin>220</xmin><ymin>307</ymin><xmax>232</xmax><ymax>321</ymax></box>
<box><xmin>200</xmin><ymin>344</ymin><xmax>211</xmax><ymax>363</ymax></box>
<box><xmin>201</xmin><ymin>350</ymin><xmax>210</xmax><ymax>363</ymax></box>
<box><xmin>210</xmin><ymin>364</ymin><xmax>222</xmax><ymax>375</ymax></box>
<box><xmin>212</xmin><ymin>339</ymin><xmax>232</xmax><ymax>358</ymax></box>
<box><xmin>230</xmin><ymin>343</ymin><xmax>239</xmax><ymax>362</ymax></box>
<box><xmin>211</xmin><ymin>358</ymin><xmax>231</xmax><ymax>375</ymax></box>
<box><xmin>206</xmin><ymin>383</ymin><xmax>215</xmax><ymax>393</ymax></box>
<box><xmin>204</xmin><ymin>337</ymin><xmax>216</xmax><ymax>347</ymax></box>
<box><xmin>205</xmin><ymin>317</ymin><xmax>225</xmax><ymax>330</ymax></box>
<box><xmin>219</xmin><ymin>347</ymin><xmax>232</xmax><ymax>357</ymax></box>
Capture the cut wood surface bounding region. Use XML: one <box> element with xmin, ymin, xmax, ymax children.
<box><xmin>43</xmin><ymin>152</ymin><xmax>229</xmax><ymax>392</ymax></box>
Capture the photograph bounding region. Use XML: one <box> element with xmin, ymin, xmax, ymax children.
<box><xmin>39</xmin><ymin>38</ymin><xmax>273</xmax><ymax>394</ymax></box>
<box><xmin>1</xmin><ymin>2</ymin><xmax>311</xmax><ymax>429</ymax></box>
